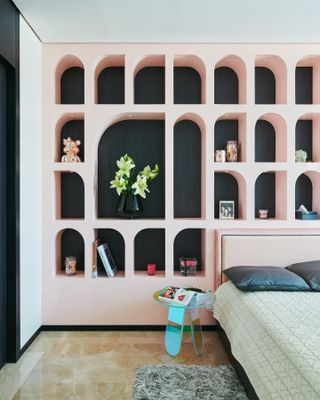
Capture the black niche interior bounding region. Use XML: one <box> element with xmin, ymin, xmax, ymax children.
<box><xmin>255</xmin><ymin>120</ymin><xmax>276</xmax><ymax>162</ymax></box>
<box><xmin>255</xmin><ymin>172</ymin><xmax>275</xmax><ymax>218</ymax></box>
<box><xmin>60</xmin><ymin>120</ymin><xmax>84</xmax><ymax>161</ymax></box>
<box><xmin>97</xmin><ymin>229</ymin><xmax>125</xmax><ymax>276</ymax></box>
<box><xmin>134</xmin><ymin>67</ymin><xmax>165</xmax><ymax>104</ymax></box>
<box><xmin>174</xmin><ymin>120</ymin><xmax>201</xmax><ymax>218</ymax></box>
<box><xmin>98</xmin><ymin>119</ymin><xmax>165</xmax><ymax>218</ymax></box>
<box><xmin>214</xmin><ymin>67</ymin><xmax>239</xmax><ymax>104</ymax></box>
<box><xmin>174</xmin><ymin>229</ymin><xmax>202</xmax><ymax>272</ymax></box>
<box><xmin>60</xmin><ymin>67</ymin><xmax>84</xmax><ymax>104</ymax></box>
<box><xmin>61</xmin><ymin>172</ymin><xmax>84</xmax><ymax>219</ymax></box>
<box><xmin>295</xmin><ymin>120</ymin><xmax>312</xmax><ymax>161</ymax></box>
<box><xmin>214</xmin><ymin>173</ymin><xmax>239</xmax><ymax>219</ymax></box>
<box><xmin>134</xmin><ymin>229</ymin><xmax>165</xmax><ymax>271</ymax></box>
<box><xmin>295</xmin><ymin>67</ymin><xmax>312</xmax><ymax>104</ymax></box>
<box><xmin>98</xmin><ymin>67</ymin><xmax>124</xmax><ymax>104</ymax></box>
<box><xmin>255</xmin><ymin>67</ymin><xmax>276</xmax><ymax>104</ymax></box>
<box><xmin>295</xmin><ymin>174</ymin><xmax>312</xmax><ymax>212</ymax></box>
<box><xmin>60</xmin><ymin>229</ymin><xmax>84</xmax><ymax>272</ymax></box>
<box><xmin>214</xmin><ymin>120</ymin><xmax>238</xmax><ymax>154</ymax></box>
<box><xmin>174</xmin><ymin>67</ymin><xmax>201</xmax><ymax>104</ymax></box>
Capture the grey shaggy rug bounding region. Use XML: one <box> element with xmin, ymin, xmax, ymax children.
<box><xmin>132</xmin><ymin>364</ymin><xmax>248</xmax><ymax>400</ymax></box>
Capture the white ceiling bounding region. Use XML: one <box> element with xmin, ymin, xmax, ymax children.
<box><xmin>12</xmin><ymin>0</ymin><xmax>320</xmax><ymax>43</ymax></box>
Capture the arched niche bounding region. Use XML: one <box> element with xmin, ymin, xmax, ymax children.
<box><xmin>56</xmin><ymin>116</ymin><xmax>84</xmax><ymax>162</ymax></box>
<box><xmin>174</xmin><ymin>118</ymin><xmax>202</xmax><ymax>218</ymax></box>
<box><xmin>295</xmin><ymin>172</ymin><xmax>320</xmax><ymax>215</ymax></box>
<box><xmin>296</xmin><ymin>55</ymin><xmax>320</xmax><ymax>104</ymax></box>
<box><xmin>295</xmin><ymin>114</ymin><xmax>320</xmax><ymax>162</ymax></box>
<box><xmin>134</xmin><ymin>55</ymin><xmax>165</xmax><ymax>104</ymax></box>
<box><xmin>97</xmin><ymin>118</ymin><xmax>165</xmax><ymax>218</ymax></box>
<box><xmin>255</xmin><ymin>113</ymin><xmax>287</xmax><ymax>162</ymax></box>
<box><xmin>95</xmin><ymin>229</ymin><xmax>125</xmax><ymax>276</ymax></box>
<box><xmin>56</xmin><ymin>228</ymin><xmax>84</xmax><ymax>275</ymax></box>
<box><xmin>255</xmin><ymin>171</ymin><xmax>286</xmax><ymax>220</ymax></box>
<box><xmin>255</xmin><ymin>55</ymin><xmax>287</xmax><ymax>104</ymax></box>
<box><xmin>173</xmin><ymin>229</ymin><xmax>204</xmax><ymax>274</ymax></box>
<box><xmin>174</xmin><ymin>55</ymin><xmax>205</xmax><ymax>104</ymax></box>
<box><xmin>214</xmin><ymin>113</ymin><xmax>246</xmax><ymax>161</ymax></box>
<box><xmin>95</xmin><ymin>55</ymin><xmax>125</xmax><ymax>104</ymax></box>
<box><xmin>56</xmin><ymin>55</ymin><xmax>84</xmax><ymax>104</ymax></box>
<box><xmin>134</xmin><ymin>229</ymin><xmax>165</xmax><ymax>273</ymax></box>
<box><xmin>56</xmin><ymin>171</ymin><xmax>84</xmax><ymax>219</ymax></box>
<box><xmin>214</xmin><ymin>171</ymin><xmax>246</xmax><ymax>219</ymax></box>
<box><xmin>214</xmin><ymin>55</ymin><xmax>246</xmax><ymax>104</ymax></box>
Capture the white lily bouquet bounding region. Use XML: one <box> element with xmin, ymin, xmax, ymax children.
<box><xmin>110</xmin><ymin>154</ymin><xmax>159</xmax><ymax>198</ymax></box>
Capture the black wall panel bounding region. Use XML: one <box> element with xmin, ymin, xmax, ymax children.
<box><xmin>98</xmin><ymin>120</ymin><xmax>165</xmax><ymax>218</ymax></box>
<box><xmin>97</xmin><ymin>229</ymin><xmax>125</xmax><ymax>274</ymax></box>
<box><xmin>214</xmin><ymin>173</ymin><xmax>239</xmax><ymax>219</ymax></box>
<box><xmin>174</xmin><ymin>120</ymin><xmax>201</xmax><ymax>218</ymax></box>
<box><xmin>255</xmin><ymin>67</ymin><xmax>276</xmax><ymax>104</ymax></box>
<box><xmin>174</xmin><ymin>229</ymin><xmax>202</xmax><ymax>271</ymax></box>
<box><xmin>60</xmin><ymin>67</ymin><xmax>84</xmax><ymax>104</ymax></box>
<box><xmin>60</xmin><ymin>120</ymin><xmax>84</xmax><ymax>161</ymax></box>
<box><xmin>61</xmin><ymin>173</ymin><xmax>84</xmax><ymax>218</ymax></box>
<box><xmin>214</xmin><ymin>120</ymin><xmax>238</xmax><ymax>152</ymax></box>
<box><xmin>255</xmin><ymin>120</ymin><xmax>276</xmax><ymax>162</ymax></box>
<box><xmin>295</xmin><ymin>67</ymin><xmax>312</xmax><ymax>104</ymax></box>
<box><xmin>60</xmin><ymin>229</ymin><xmax>84</xmax><ymax>272</ymax></box>
<box><xmin>214</xmin><ymin>67</ymin><xmax>239</xmax><ymax>104</ymax></box>
<box><xmin>98</xmin><ymin>67</ymin><xmax>124</xmax><ymax>104</ymax></box>
<box><xmin>295</xmin><ymin>174</ymin><xmax>312</xmax><ymax>211</ymax></box>
<box><xmin>134</xmin><ymin>67</ymin><xmax>165</xmax><ymax>104</ymax></box>
<box><xmin>134</xmin><ymin>229</ymin><xmax>165</xmax><ymax>271</ymax></box>
<box><xmin>174</xmin><ymin>67</ymin><xmax>201</xmax><ymax>104</ymax></box>
<box><xmin>255</xmin><ymin>172</ymin><xmax>276</xmax><ymax>218</ymax></box>
<box><xmin>295</xmin><ymin>120</ymin><xmax>312</xmax><ymax>161</ymax></box>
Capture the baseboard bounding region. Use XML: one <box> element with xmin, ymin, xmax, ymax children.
<box><xmin>19</xmin><ymin>327</ymin><xmax>42</xmax><ymax>357</ymax></box>
<box><xmin>41</xmin><ymin>324</ymin><xmax>217</xmax><ymax>331</ymax></box>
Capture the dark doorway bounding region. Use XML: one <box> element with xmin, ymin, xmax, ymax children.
<box><xmin>0</xmin><ymin>60</ymin><xmax>7</xmax><ymax>369</ymax></box>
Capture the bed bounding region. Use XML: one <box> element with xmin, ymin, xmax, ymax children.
<box><xmin>213</xmin><ymin>231</ymin><xmax>320</xmax><ymax>400</ymax></box>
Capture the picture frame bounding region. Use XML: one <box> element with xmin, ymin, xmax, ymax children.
<box><xmin>219</xmin><ymin>200</ymin><xmax>235</xmax><ymax>219</ymax></box>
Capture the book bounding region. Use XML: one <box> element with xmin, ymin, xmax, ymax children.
<box><xmin>97</xmin><ymin>241</ymin><xmax>118</xmax><ymax>278</ymax></box>
<box><xmin>158</xmin><ymin>286</ymin><xmax>195</xmax><ymax>306</ymax></box>
<box><xmin>92</xmin><ymin>239</ymin><xmax>99</xmax><ymax>278</ymax></box>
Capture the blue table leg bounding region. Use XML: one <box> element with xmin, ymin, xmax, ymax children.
<box><xmin>165</xmin><ymin>306</ymin><xmax>185</xmax><ymax>356</ymax></box>
<box><xmin>188</xmin><ymin>308</ymin><xmax>203</xmax><ymax>355</ymax></box>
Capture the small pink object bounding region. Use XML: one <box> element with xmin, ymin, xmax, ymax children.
<box><xmin>147</xmin><ymin>264</ymin><xmax>156</xmax><ymax>275</ymax></box>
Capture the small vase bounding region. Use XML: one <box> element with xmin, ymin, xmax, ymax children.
<box><xmin>117</xmin><ymin>193</ymin><xmax>143</xmax><ymax>219</ymax></box>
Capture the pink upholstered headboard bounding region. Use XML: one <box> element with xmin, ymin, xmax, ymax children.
<box><xmin>214</xmin><ymin>229</ymin><xmax>320</xmax><ymax>289</ymax></box>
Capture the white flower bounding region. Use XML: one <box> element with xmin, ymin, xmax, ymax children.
<box><xmin>116</xmin><ymin>154</ymin><xmax>135</xmax><ymax>178</ymax></box>
<box><xmin>110</xmin><ymin>176</ymin><xmax>127</xmax><ymax>196</ymax></box>
<box><xmin>140</xmin><ymin>164</ymin><xmax>159</xmax><ymax>181</ymax></box>
<box><xmin>132</xmin><ymin>175</ymin><xmax>150</xmax><ymax>198</ymax></box>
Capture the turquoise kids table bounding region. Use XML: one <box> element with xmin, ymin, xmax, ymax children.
<box><xmin>154</xmin><ymin>289</ymin><xmax>214</xmax><ymax>357</ymax></box>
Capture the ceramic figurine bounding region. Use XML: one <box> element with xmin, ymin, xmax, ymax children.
<box><xmin>61</xmin><ymin>137</ymin><xmax>81</xmax><ymax>162</ymax></box>
<box><xmin>295</xmin><ymin>149</ymin><xmax>307</xmax><ymax>163</ymax></box>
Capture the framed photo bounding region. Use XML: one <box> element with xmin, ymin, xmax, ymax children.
<box><xmin>219</xmin><ymin>200</ymin><xmax>235</xmax><ymax>219</ymax></box>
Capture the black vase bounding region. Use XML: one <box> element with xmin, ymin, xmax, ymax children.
<box><xmin>117</xmin><ymin>193</ymin><xmax>143</xmax><ymax>219</ymax></box>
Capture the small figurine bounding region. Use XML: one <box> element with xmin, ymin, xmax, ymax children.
<box><xmin>61</xmin><ymin>137</ymin><xmax>81</xmax><ymax>162</ymax></box>
<box><xmin>295</xmin><ymin>149</ymin><xmax>307</xmax><ymax>163</ymax></box>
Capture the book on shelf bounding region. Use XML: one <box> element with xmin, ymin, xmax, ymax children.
<box><xmin>158</xmin><ymin>286</ymin><xmax>195</xmax><ymax>306</ymax></box>
<box><xmin>92</xmin><ymin>239</ymin><xmax>99</xmax><ymax>278</ymax></box>
<box><xmin>97</xmin><ymin>240</ymin><xmax>118</xmax><ymax>278</ymax></box>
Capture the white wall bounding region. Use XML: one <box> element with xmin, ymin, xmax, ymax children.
<box><xmin>20</xmin><ymin>16</ymin><xmax>42</xmax><ymax>348</ymax></box>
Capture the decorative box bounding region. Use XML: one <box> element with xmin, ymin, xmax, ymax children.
<box><xmin>179</xmin><ymin>257</ymin><xmax>198</xmax><ymax>276</ymax></box>
<box><xmin>295</xmin><ymin>211</ymin><xmax>318</xmax><ymax>220</ymax></box>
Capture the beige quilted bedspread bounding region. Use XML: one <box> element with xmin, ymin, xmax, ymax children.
<box><xmin>214</xmin><ymin>281</ymin><xmax>320</xmax><ymax>400</ymax></box>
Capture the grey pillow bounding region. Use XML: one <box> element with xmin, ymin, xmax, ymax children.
<box><xmin>286</xmin><ymin>260</ymin><xmax>320</xmax><ymax>291</ymax></box>
<box><xmin>223</xmin><ymin>266</ymin><xmax>311</xmax><ymax>291</ymax></box>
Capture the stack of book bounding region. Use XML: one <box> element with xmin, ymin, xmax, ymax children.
<box><xmin>92</xmin><ymin>239</ymin><xmax>118</xmax><ymax>278</ymax></box>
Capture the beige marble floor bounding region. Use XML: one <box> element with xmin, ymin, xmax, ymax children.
<box><xmin>0</xmin><ymin>331</ymin><xmax>230</xmax><ymax>400</ymax></box>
